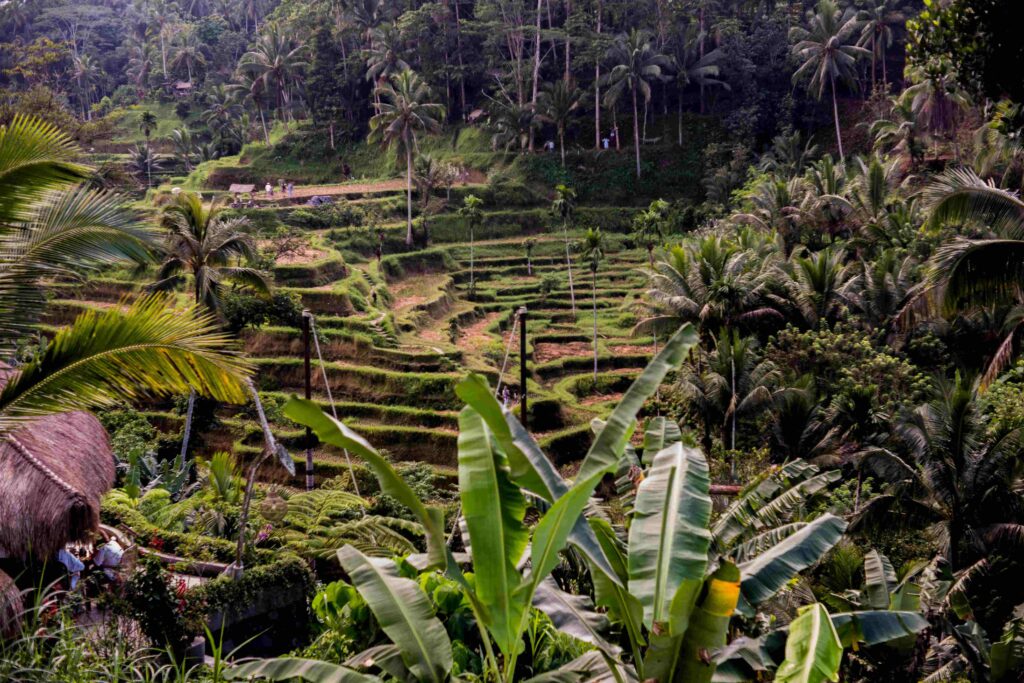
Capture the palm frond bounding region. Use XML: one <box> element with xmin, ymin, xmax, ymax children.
<box><xmin>926</xmin><ymin>167</ymin><xmax>1024</xmax><ymax>238</ymax></box>
<box><xmin>0</xmin><ymin>295</ymin><xmax>251</xmax><ymax>434</ymax></box>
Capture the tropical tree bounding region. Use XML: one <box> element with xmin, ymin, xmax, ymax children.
<box><xmin>152</xmin><ymin>191</ymin><xmax>270</xmax><ymax>312</ymax></box>
<box><xmin>128</xmin><ymin>143</ymin><xmax>161</xmax><ymax>187</ymax></box>
<box><xmin>631</xmin><ymin>198</ymin><xmax>670</xmax><ymax>267</ymax></box>
<box><xmin>149</xmin><ymin>0</ymin><xmax>179</xmax><ymax>80</ymax></box>
<box><xmin>680</xmin><ymin>329</ymin><xmax>781</xmax><ymax>459</ymax></box>
<box><xmin>364</xmin><ymin>24</ymin><xmax>409</xmax><ymax>114</ymax></box>
<box><xmin>790</xmin><ymin>0</ymin><xmax>869</xmax><ymax>160</ymax></box>
<box><xmin>635</xmin><ymin>235</ymin><xmax>781</xmax><ymax>344</ymax></box>
<box><xmin>524</xmin><ymin>237</ymin><xmax>536</xmax><ymax>276</ymax></box>
<box><xmin>551</xmin><ymin>184</ymin><xmax>578</xmax><ymax>314</ymax></box>
<box><xmin>779</xmin><ymin>246</ymin><xmax>858</xmax><ymax>329</ymax></box>
<box><xmin>580</xmin><ymin>227</ymin><xmax>605</xmax><ymax>380</ymax></box>
<box><xmin>169</xmin><ymin>128</ymin><xmax>195</xmax><ymax>171</ymax></box>
<box><xmin>602</xmin><ymin>29</ymin><xmax>670</xmax><ymax>178</ymax></box>
<box><xmin>457</xmin><ymin>194</ymin><xmax>483</xmax><ymax>297</ymax></box>
<box><xmin>239</xmin><ymin>27</ymin><xmax>308</xmax><ymax>126</ymax></box>
<box><xmin>0</xmin><ymin>116</ymin><xmax>250</xmax><ymax>435</ymax></box>
<box><xmin>870</xmin><ymin>95</ymin><xmax>926</xmax><ymax>166</ymax></box>
<box><xmin>71</xmin><ymin>53</ymin><xmax>99</xmax><ymax>120</ymax></box>
<box><xmin>138</xmin><ymin>110</ymin><xmax>159</xmax><ymax>186</ymax></box>
<box><xmin>230</xmin><ymin>70</ymin><xmax>272</xmax><ymax>145</ymax></box>
<box><xmin>857</xmin><ymin>0</ymin><xmax>903</xmax><ymax>89</ymax></box>
<box><xmin>368</xmin><ymin>70</ymin><xmax>445</xmax><ymax>247</ymax></box>
<box><xmin>170</xmin><ymin>29</ymin><xmax>207</xmax><ymax>85</ymax></box>
<box><xmin>536</xmin><ymin>78</ymin><xmax>583</xmax><ymax>167</ymax></box>
<box><xmin>918</xmin><ymin>168</ymin><xmax>1024</xmax><ymax>384</ymax></box>
<box><xmin>903</xmin><ymin>58</ymin><xmax>970</xmax><ymax>161</ymax></box>
<box><xmin>670</xmin><ymin>24</ymin><xmax>728</xmax><ymax>141</ymax></box>
<box><xmin>486</xmin><ymin>95</ymin><xmax>539</xmax><ymax>153</ymax></box>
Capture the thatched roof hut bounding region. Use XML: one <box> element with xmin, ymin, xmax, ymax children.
<box><xmin>0</xmin><ymin>364</ymin><xmax>116</xmax><ymax>633</ymax></box>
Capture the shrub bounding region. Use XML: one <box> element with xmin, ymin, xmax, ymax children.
<box><xmin>120</xmin><ymin>556</ymin><xmax>206</xmax><ymax>653</ymax></box>
<box><xmin>222</xmin><ymin>290</ymin><xmax>304</xmax><ymax>332</ymax></box>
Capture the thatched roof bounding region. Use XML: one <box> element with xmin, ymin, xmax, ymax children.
<box><xmin>229</xmin><ymin>183</ymin><xmax>255</xmax><ymax>194</ymax></box>
<box><xmin>0</xmin><ymin>365</ymin><xmax>115</xmax><ymax>561</ymax></box>
<box><xmin>0</xmin><ymin>570</ymin><xmax>20</xmax><ymax>638</ymax></box>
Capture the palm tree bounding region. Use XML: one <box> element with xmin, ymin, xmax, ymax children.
<box><xmin>71</xmin><ymin>53</ymin><xmax>99</xmax><ymax>120</ymax></box>
<box><xmin>536</xmin><ymin>79</ymin><xmax>583</xmax><ymax>167</ymax></box>
<box><xmin>857</xmin><ymin>0</ymin><xmax>903</xmax><ymax>90</ymax></box>
<box><xmin>551</xmin><ymin>184</ymin><xmax>578</xmax><ymax>314</ymax></box>
<box><xmin>680</xmin><ymin>330</ymin><xmax>780</xmax><ymax>468</ymax></box>
<box><xmin>230</xmin><ymin>70</ymin><xmax>271</xmax><ymax>145</ymax></box>
<box><xmin>602</xmin><ymin>29</ymin><xmax>670</xmax><ymax>178</ymax></box>
<box><xmin>779</xmin><ymin>246</ymin><xmax>857</xmax><ymax>329</ymax></box>
<box><xmin>635</xmin><ymin>235</ymin><xmax>781</xmax><ymax>344</ymax></box>
<box><xmin>202</xmin><ymin>84</ymin><xmax>243</xmax><ymax>148</ymax></box>
<box><xmin>128</xmin><ymin>143</ymin><xmax>162</xmax><ymax>188</ymax></box>
<box><xmin>631</xmin><ymin>198</ymin><xmax>669</xmax><ymax>267</ymax></box>
<box><xmin>0</xmin><ymin>116</ymin><xmax>250</xmax><ymax>435</ymax></box>
<box><xmin>524</xmin><ymin>237</ymin><xmax>536</xmax><ymax>276</ymax></box>
<box><xmin>240</xmin><ymin>27</ymin><xmax>308</xmax><ymax>126</ymax></box>
<box><xmin>169</xmin><ymin>128</ymin><xmax>195</xmax><ymax>172</ymax></box>
<box><xmin>368</xmin><ymin>70</ymin><xmax>445</xmax><ymax>247</ymax></box>
<box><xmin>917</xmin><ymin>168</ymin><xmax>1024</xmax><ymax>384</ymax></box>
<box><xmin>149</xmin><ymin>0</ymin><xmax>179</xmax><ymax>81</ymax></box>
<box><xmin>126</xmin><ymin>39</ymin><xmax>153</xmax><ymax>98</ymax></box>
<box><xmin>365</xmin><ymin>24</ymin><xmax>409</xmax><ymax>114</ymax></box>
<box><xmin>139</xmin><ymin>110</ymin><xmax>158</xmax><ymax>187</ymax></box>
<box><xmin>670</xmin><ymin>24</ymin><xmax>728</xmax><ymax>143</ymax></box>
<box><xmin>152</xmin><ymin>192</ymin><xmax>270</xmax><ymax>312</ymax></box>
<box><xmin>870</xmin><ymin>95</ymin><xmax>925</xmax><ymax>167</ymax></box>
<box><xmin>903</xmin><ymin>58</ymin><xmax>969</xmax><ymax>162</ymax></box>
<box><xmin>580</xmin><ymin>227</ymin><xmax>605</xmax><ymax>380</ymax></box>
<box><xmin>170</xmin><ymin>29</ymin><xmax>207</xmax><ymax>85</ymax></box>
<box><xmin>457</xmin><ymin>194</ymin><xmax>483</xmax><ymax>297</ymax></box>
<box><xmin>486</xmin><ymin>94</ymin><xmax>539</xmax><ymax>153</ymax></box>
<box><xmin>789</xmin><ymin>0</ymin><xmax>868</xmax><ymax>161</ymax></box>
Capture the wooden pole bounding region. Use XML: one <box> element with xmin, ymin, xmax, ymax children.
<box><xmin>519</xmin><ymin>306</ymin><xmax>528</xmax><ymax>428</ymax></box>
<box><xmin>302</xmin><ymin>310</ymin><xmax>314</xmax><ymax>491</ymax></box>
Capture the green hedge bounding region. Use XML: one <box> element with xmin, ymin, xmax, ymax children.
<box><xmin>191</xmin><ymin>555</ymin><xmax>315</xmax><ymax>624</ymax></box>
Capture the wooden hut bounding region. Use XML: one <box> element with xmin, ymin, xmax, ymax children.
<box><xmin>0</xmin><ymin>364</ymin><xmax>115</xmax><ymax>635</ymax></box>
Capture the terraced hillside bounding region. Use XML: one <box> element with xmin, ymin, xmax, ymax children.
<box><xmin>49</xmin><ymin>188</ymin><xmax>651</xmax><ymax>484</ymax></box>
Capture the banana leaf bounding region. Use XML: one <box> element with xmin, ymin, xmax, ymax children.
<box><xmin>533</xmin><ymin>577</ymin><xmax>619</xmax><ymax>656</ymax></box>
<box><xmin>457</xmin><ymin>405</ymin><xmax>529</xmax><ymax>656</ymax></box>
<box><xmin>346</xmin><ymin>645</ymin><xmax>409</xmax><ymax>680</ymax></box>
<box><xmin>830</xmin><ymin>610</ymin><xmax>929</xmax><ymax>648</ymax></box>
<box><xmin>775</xmin><ymin>603</ymin><xmax>842</xmax><ymax>683</ymax></box>
<box><xmin>737</xmin><ymin>514</ymin><xmax>847</xmax><ymax>615</ymax></box>
<box><xmin>530</xmin><ymin>468</ymin><xmax>609</xmax><ymax>583</ymax></box>
<box><xmin>863</xmin><ymin>550</ymin><xmax>896</xmax><ymax>610</ymax></box>
<box><xmin>224</xmin><ymin>657</ymin><xmax>380</xmax><ymax>682</ymax></box>
<box><xmin>676</xmin><ymin>561</ymin><xmax>743</xmax><ymax>683</ymax></box>
<box><xmin>628</xmin><ymin>442</ymin><xmax>712</xmax><ymax>631</ymax></box>
<box><xmin>337</xmin><ymin>546</ymin><xmax>453</xmax><ymax>683</ymax></box>
<box><xmin>455</xmin><ymin>373</ymin><xmax>620</xmax><ymax>584</ymax></box>
<box><xmin>283</xmin><ymin>398</ymin><xmax>446</xmax><ymax>568</ymax></box>
<box><xmin>590</xmin><ymin>518</ymin><xmax>646</xmax><ymax>655</ymax></box>
<box><xmin>577</xmin><ymin>324</ymin><xmax>698</xmax><ymax>482</ymax></box>
<box><xmin>641</xmin><ymin>416</ymin><xmax>682</xmax><ymax>464</ymax></box>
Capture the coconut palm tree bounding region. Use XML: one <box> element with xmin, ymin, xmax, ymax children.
<box><xmin>126</xmin><ymin>39</ymin><xmax>154</xmax><ymax>98</ymax></box>
<box><xmin>670</xmin><ymin>24</ymin><xmax>728</xmax><ymax>142</ymax></box>
<box><xmin>457</xmin><ymin>194</ymin><xmax>483</xmax><ymax>297</ymax></box>
<box><xmin>128</xmin><ymin>143</ymin><xmax>162</xmax><ymax>187</ymax></box>
<box><xmin>580</xmin><ymin>227</ymin><xmax>605</xmax><ymax>380</ymax></box>
<box><xmin>903</xmin><ymin>58</ymin><xmax>969</xmax><ymax>162</ymax></box>
<box><xmin>202</xmin><ymin>84</ymin><xmax>243</xmax><ymax>149</ymax></box>
<box><xmin>635</xmin><ymin>235</ymin><xmax>781</xmax><ymax>344</ymax></box>
<box><xmin>536</xmin><ymin>79</ymin><xmax>583</xmax><ymax>167</ymax></box>
<box><xmin>170</xmin><ymin>29</ymin><xmax>206</xmax><ymax>85</ymax></box>
<box><xmin>857</xmin><ymin>0</ymin><xmax>903</xmax><ymax>90</ymax></box>
<box><xmin>524</xmin><ymin>237</ymin><xmax>536</xmax><ymax>276</ymax></box>
<box><xmin>631</xmin><ymin>198</ymin><xmax>670</xmax><ymax>267</ymax></box>
<box><xmin>778</xmin><ymin>246</ymin><xmax>857</xmax><ymax>329</ymax></box>
<box><xmin>239</xmin><ymin>27</ymin><xmax>308</xmax><ymax>126</ymax></box>
<box><xmin>365</xmin><ymin>24</ymin><xmax>409</xmax><ymax>115</ymax></box>
<box><xmin>152</xmin><ymin>191</ymin><xmax>270</xmax><ymax>312</ymax></box>
<box><xmin>870</xmin><ymin>95</ymin><xmax>925</xmax><ymax>167</ymax></box>
<box><xmin>0</xmin><ymin>116</ymin><xmax>250</xmax><ymax>435</ymax></box>
<box><xmin>486</xmin><ymin>94</ymin><xmax>540</xmax><ymax>153</ymax></box>
<box><xmin>551</xmin><ymin>184</ymin><xmax>578</xmax><ymax>314</ymax></box>
<box><xmin>71</xmin><ymin>53</ymin><xmax>99</xmax><ymax>120</ymax></box>
<box><xmin>149</xmin><ymin>0</ymin><xmax>179</xmax><ymax>81</ymax></box>
<box><xmin>602</xmin><ymin>29</ymin><xmax>670</xmax><ymax>178</ymax></box>
<box><xmin>170</xmin><ymin>128</ymin><xmax>195</xmax><ymax>172</ymax></box>
<box><xmin>917</xmin><ymin>168</ymin><xmax>1024</xmax><ymax>385</ymax></box>
<box><xmin>368</xmin><ymin>70</ymin><xmax>445</xmax><ymax>247</ymax></box>
<box><xmin>230</xmin><ymin>70</ymin><xmax>272</xmax><ymax>145</ymax></box>
<box><xmin>789</xmin><ymin>0</ymin><xmax>868</xmax><ymax>161</ymax></box>
<box><xmin>680</xmin><ymin>330</ymin><xmax>780</xmax><ymax>467</ymax></box>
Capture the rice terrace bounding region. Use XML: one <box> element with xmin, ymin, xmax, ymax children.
<box><xmin>1</xmin><ymin>0</ymin><xmax>1023</xmax><ymax>681</ymax></box>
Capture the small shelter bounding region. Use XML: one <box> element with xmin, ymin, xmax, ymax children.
<box><xmin>0</xmin><ymin>364</ymin><xmax>115</xmax><ymax>635</ymax></box>
<box><xmin>174</xmin><ymin>81</ymin><xmax>193</xmax><ymax>97</ymax></box>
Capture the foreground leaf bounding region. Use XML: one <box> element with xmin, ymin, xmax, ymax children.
<box><xmin>224</xmin><ymin>657</ymin><xmax>379</xmax><ymax>682</ymax></box>
<box><xmin>337</xmin><ymin>546</ymin><xmax>452</xmax><ymax>683</ymax></box>
<box><xmin>775</xmin><ymin>604</ymin><xmax>842</xmax><ymax>683</ymax></box>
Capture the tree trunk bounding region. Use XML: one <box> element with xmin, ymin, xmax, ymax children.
<box><xmin>678</xmin><ymin>91</ymin><xmax>683</xmax><ymax>146</ymax></box>
<box><xmin>831</xmin><ymin>73</ymin><xmax>844</xmax><ymax>161</ymax></box>
<box><xmin>453</xmin><ymin>0</ymin><xmax>467</xmax><ymax>117</ymax></box>
<box><xmin>564</xmin><ymin>0</ymin><xmax>572</xmax><ymax>82</ymax></box>
<box><xmin>329</xmin><ymin>122</ymin><xmax>335</xmax><ymax>150</ymax></box>
<box><xmin>559</xmin><ymin>128</ymin><xmax>566</xmax><ymax>166</ymax></box>
<box><xmin>592</xmin><ymin>268</ymin><xmax>598</xmax><ymax>381</ymax></box>
<box><xmin>594</xmin><ymin>0</ymin><xmax>602</xmax><ymax>150</ymax></box>
<box><xmin>469</xmin><ymin>225</ymin><xmax>475</xmax><ymax>296</ymax></box>
<box><xmin>529</xmin><ymin>0</ymin><xmax>544</xmax><ymax>151</ymax></box>
<box><xmin>632</xmin><ymin>86</ymin><xmax>642</xmax><ymax>178</ymax></box>
<box><xmin>160</xmin><ymin>30</ymin><xmax>168</xmax><ymax>80</ymax></box>
<box><xmin>405</xmin><ymin>136</ymin><xmax>414</xmax><ymax>246</ymax></box>
<box><xmin>563</xmin><ymin>223</ymin><xmax>576</xmax><ymax>314</ymax></box>
<box><xmin>258</xmin><ymin>104</ymin><xmax>270</xmax><ymax>145</ymax></box>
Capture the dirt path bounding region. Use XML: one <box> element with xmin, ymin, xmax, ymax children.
<box><xmin>254</xmin><ymin>169</ymin><xmax>487</xmax><ymax>204</ymax></box>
